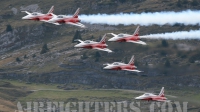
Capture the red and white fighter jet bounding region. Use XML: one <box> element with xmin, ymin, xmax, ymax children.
<box><xmin>74</xmin><ymin>34</ymin><xmax>112</xmax><ymax>53</ymax></box>
<box><xmin>107</xmin><ymin>26</ymin><xmax>147</xmax><ymax>45</ymax></box>
<box><xmin>47</xmin><ymin>8</ymin><xmax>85</xmax><ymax>28</ymax></box>
<box><xmin>22</xmin><ymin>6</ymin><xmax>54</xmax><ymax>22</ymax></box>
<box><xmin>135</xmin><ymin>87</ymin><xmax>169</xmax><ymax>102</ymax></box>
<box><xmin>103</xmin><ymin>55</ymin><xmax>142</xmax><ymax>72</ymax></box>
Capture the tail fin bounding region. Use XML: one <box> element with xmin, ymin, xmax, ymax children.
<box><xmin>128</xmin><ymin>55</ymin><xmax>134</xmax><ymax>65</ymax></box>
<box><xmin>73</xmin><ymin>8</ymin><xmax>80</xmax><ymax>18</ymax></box>
<box><xmin>47</xmin><ymin>6</ymin><xmax>54</xmax><ymax>14</ymax></box>
<box><xmin>100</xmin><ymin>34</ymin><xmax>107</xmax><ymax>44</ymax></box>
<box><xmin>133</xmin><ymin>26</ymin><xmax>140</xmax><ymax>36</ymax></box>
<box><xmin>159</xmin><ymin>87</ymin><xmax>165</xmax><ymax>97</ymax></box>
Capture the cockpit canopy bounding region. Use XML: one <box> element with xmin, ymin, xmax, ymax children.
<box><xmin>144</xmin><ymin>93</ymin><xmax>150</xmax><ymax>96</ymax></box>
<box><xmin>113</xmin><ymin>62</ymin><xmax>119</xmax><ymax>65</ymax></box>
<box><xmin>32</xmin><ymin>12</ymin><xmax>38</xmax><ymax>15</ymax></box>
<box><xmin>118</xmin><ymin>33</ymin><xmax>124</xmax><ymax>37</ymax></box>
<box><xmin>84</xmin><ymin>40</ymin><xmax>91</xmax><ymax>43</ymax></box>
<box><xmin>58</xmin><ymin>15</ymin><xmax>64</xmax><ymax>18</ymax></box>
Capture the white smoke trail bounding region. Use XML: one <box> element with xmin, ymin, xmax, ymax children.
<box><xmin>80</xmin><ymin>10</ymin><xmax>200</xmax><ymax>26</ymax></box>
<box><xmin>142</xmin><ymin>30</ymin><xmax>200</xmax><ymax>39</ymax></box>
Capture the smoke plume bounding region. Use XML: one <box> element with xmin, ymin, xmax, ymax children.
<box><xmin>80</xmin><ymin>10</ymin><xmax>200</xmax><ymax>26</ymax></box>
<box><xmin>142</xmin><ymin>30</ymin><xmax>200</xmax><ymax>39</ymax></box>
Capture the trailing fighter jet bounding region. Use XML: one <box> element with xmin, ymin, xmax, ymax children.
<box><xmin>74</xmin><ymin>34</ymin><xmax>112</xmax><ymax>53</ymax></box>
<box><xmin>22</xmin><ymin>6</ymin><xmax>54</xmax><ymax>22</ymax></box>
<box><xmin>103</xmin><ymin>55</ymin><xmax>142</xmax><ymax>72</ymax></box>
<box><xmin>47</xmin><ymin>8</ymin><xmax>86</xmax><ymax>28</ymax></box>
<box><xmin>107</xmin><ymin>26</ymin><xmax>147</xmax><ymax>45</ymax></box>
<box><xmin>135</xmin><ymin>87</ymin><xmax>169</xmax><ymax>102</ymax></box>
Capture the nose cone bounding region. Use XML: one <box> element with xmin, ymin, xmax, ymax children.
<box><xmin>103</xmin><ymin>66</ymin><xmax>111</xmax><ymax>69</ymax></box>
<box><xmin>22</xmin><ymin>16</ymin><xmax>29</xmax><ymax>19</ymax></box>
<box><xmin>108</xmin><ymin>38</ymin><xmax>115</xmax><ymax>41</ymax></box>
<box><xmin>74</xmin><ymin>44</ymin><xmax>81</xmax><ymax>48</ymax></box>
<box><xmin>135</xmin><ymin>97</ymin><xmax>141</xmax><ymax>100</ymax></box>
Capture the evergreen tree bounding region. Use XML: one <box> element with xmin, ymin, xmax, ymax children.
<box><xmin>6</xmin><ymin>24</ymin><xmax>13</xmax><ymax>32</ymax></box>
<box><xmin>161</xmin><ymin>40</ymin><xmax>169</xmax><ymax>47</ymax></box>
<box><xmin>81</xmin><ymin>52</ymin><xmax>88</xmax><ymax>59</ymax></box>
<box><xmin>124</xmin><ymin>57</ymin><xmax>128</xmax><ymax>64</ymax></box>
<box><xmin>32</xmin><ymin>54</ymin><xmax>36</xmax><ymax>58</ymax></box>
<box><xmin>24</xmin><ymin>54</ymin><xmax>28</xmax><ymax>59</ymax></box>
<box><xmin>16</xmin><ymin>57</ymin><xmax>21</xmax><ymax>62</ymax></box>
<box><xmin>191</xmin><ymin>0</ymin><xmax>199</xmax><ymax>6</ymax></box>
<box><xmin>165</xmin><ymin>59</ymin><xmax>171</xmax><ymax>67</ymax></box>
<box><xmin>40</xmin><ymin>43</ymin><xmax>49</xmax><ymax>54</ymax></box>
<box><xmin>177</xmin><ymin>0</ymin><xmax>182</xmax><ymax>7</ymax></box>
<box><xmin>134</xmin><ymin>60</ymin><xmax>139</xmax><ymax>66</ymax></box>
<box><xmin>72</xmin><ymin>30</ymin><xmax>82</xmax><ymax>43</ymax></box>
<box><xmin>95</xmin><ymin>58</ymin><xmax>99</xmax><ymax>62</ymax></box>
<box><xmin>119</xmin><ymin>0</ymin><xmax>126</xmax><ymax>3</ymax></box>
<box><xmin>94</xmin><ymin>51</ymin><xmax>101</xmax><ymax>58</ymax></box>
<box><xmin>182</xmin><ymin>0</ymin><xmax>188</xmax><ymax>4</ymax></box>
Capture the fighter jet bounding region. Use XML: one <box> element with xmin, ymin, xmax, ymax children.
<box><xmin>74</xmin><ymin>34</ymin><xmax>112</xmax><ymax>53</ymax></box>
<box><xmin>22</xmin><ymin>6</ymin><xmax>54</xmax><ymax>22</ymax></box>
<box><xmin>103</xmin><ymin>55</ymin><xmax>142</xmax><ymax>72</ymax></box>
<box><xmin>47</xmin><ymin>8</ymin><xmax>85</xmax><ymax>28</ymax></box>
<box><xmin>107</xmin><ymin>26</ymin><xmax>147</xmax><ymax>45</ymax></box>
<box><xmin>135</xmin><ymin>87</ymin><xmax>169</xmax><ymax>102</ymax></box>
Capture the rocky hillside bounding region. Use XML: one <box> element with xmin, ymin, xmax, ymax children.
<box><xmin>0</xmin><ymin>0</ymin><xmax>200</xmax><ymax>91</ymax></box>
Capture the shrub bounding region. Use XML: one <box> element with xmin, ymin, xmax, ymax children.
<box><xmin>24</xmin><ymin>55</ymin><xmax>28</xmax><ymax>59</ymax></box>
<box><xmin>6</xmin><ymin>24</ymin><xmax>13</xmax><ymax>32</ymax></box>
<box><xmin>40</xmin><ymin>43</ymin><xmax>49</xmax><ymax>54</ymax></box>
<box><xmin>16</xmin><ymin>57</ymin><xmax>21</xmax><ymax>62</ymax></box>
<box><xmin>165</xmin><ymin>59</ymin><xmax>171</xmax><ymax>67</ymax></box>
<box><xmin>72</xmin><ymin>30</ymin><xmax>82</xmax><ymax>43</ymax></box>
<box><xmin>191</xmin><ymin>0</ymin><xmax>199</xmax><ymax>6</ymax></box>
<box><xmin>189</xmin><ymin>53</ymin><xmax>200</xmax><ymax>63</ymax></box>
<box><xmin>161</xmin><ymin>40</ymin><xmax>169</xmax><ymax>47</ymax></box>
<box><xmin>81</xmin><ymin>52</ymin><xmax>88</xmax><ymax>59</ymax></box>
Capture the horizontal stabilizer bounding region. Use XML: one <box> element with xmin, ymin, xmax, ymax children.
<box><xmin>127</xmin><ymin>40</ymin><xmax>147</xmax><ymax>45</ymax></box>
<box><xmin>123</xmin><ymin>69</ymin><xmax>143</xmax><ymax>73</ymax></box>
<box><xmin>107</xmin><ymin>33</ymin><xmax>117</xmax><ymax>37</ymax></box>
<box><xmin>66</xmin><ymin>22</ymin><xmax>86</xmax><ymax>28</ymax></box>
<box><xmin>21</xmin><ymin>11</ymin><xmax>31</xmax><ymax>15</ymax></box>
<box><xmin>93</xmin><ymin>48</ymin><xmax>113</xmax><ymax>53</ymax></box>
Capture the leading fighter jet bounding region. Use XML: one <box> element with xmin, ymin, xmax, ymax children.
<box><xmin>107</xmin><ymin>26</ymin><xmax>147</xmax><ymax>45</ymax></box>
<box><xmin>103</xmin><ymin>55</ymin><xmax>142</xmax><ymax>72</ymax></box>
<box><xmin>74</xmin><ymin>34</ymin><xmax>112</xmax><ymax>53</ymax></box>
<box><xmin>135</xmin><ymin>87</ymin><xmax>169</xmax><ymax>102</ymax></box>
<box><xmin>22</xmin><ymin>6</ymin><xmax>54</xmax><ymax>22</ymax></box>
<box><xmin>47</xmin><ymin>8</ymin><xmax>85</xmax><ymax>28</ymax></box>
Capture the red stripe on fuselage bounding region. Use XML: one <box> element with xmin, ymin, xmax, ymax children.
<box><xmin>117</xmin><ymin>36</ymin><xmax>141</xmax><ymax>42</ymax></box>
<box><xmin>82</xmin><ymin>44</ymin><xmax>107</xmax><ymax>49</ymax></box>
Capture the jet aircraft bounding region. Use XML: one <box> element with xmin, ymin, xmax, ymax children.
<box><xmin>22</xmin><ymin>6</ymin><xmax>54</xmax><ymax>22</ymax></box>
<box><xmin>103</xmin><ymin>55</ymin><xmax>142</xmax><ymax>72</ymax></box>
<box><xmin>74</xmin><ymin>34</ymin><xmax>112</xmax><ymax>53</ymax></box>
<box><xmin>135</xmin><ymin>87</ymin><xmax>169</xmax><ymax>102</ymax></box>
<box><xmin>47</xmin><ymin>8</ymin><xmax>85</xmax><ymax>28</ymax></box>
<box><xmin>107</xmin><ymin>26</ymin><xmax>147</xmax><ymax>45</ymax></box>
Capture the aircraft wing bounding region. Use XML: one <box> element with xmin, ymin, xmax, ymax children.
<box><xmin>74</xmin><ymin>39</ymin><xmax>83</xmax><ymax>43</ymax></box>
<box><xmin>40</xmin><ymin>20</ymin><xmax>48</xmax><ymax>22</ymax></box>
<box><xmin>123</xmin><ymin>69</ymin><xmax>143</xmax><ymax>73</ymax></box>
<box><xmin>66</xmin><ymin>22</ymin><xmax>86</xmax><ymax>28</ymax></box>
<box><xmin>107</xmin><ymin>33</ymin><xmax>117</xmax><ymax>37</ymax></box>
<box><xmin>93</xmin><ymin>47</ymin><xmax>113</xmax><ymax>53</ymax></box>
<box><xmin>152</xmin><ymin>99</ymin><xmax>170</xmax><ymax>102</ymax></box>
<box><xmin>47</xmin><ymin>21</ymin><xmax>61</xmax><ymax>25</ymax></box>
<box><xmin>127</xmin><ymin>40</ymin><xmax>147</xmax><ymax>45</ymax></box>
<box><xmin>21</xmin><ymin>11</ymin><xmax>31</xmax><ymax>15</ymax></box>
<box><xmin>103</xmin><ymin>63</ymin><xmax>110</xmax><ymax>66</ymax></box>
